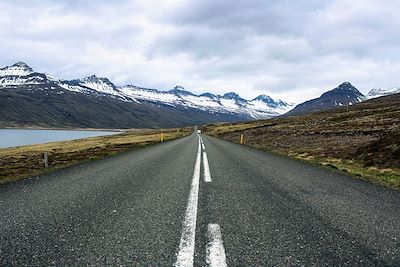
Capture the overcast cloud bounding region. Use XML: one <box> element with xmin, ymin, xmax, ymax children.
<box><xmin>0</xmin><ymin>0</ymin><xmax>399</xmax><ymax>102</ymax></box>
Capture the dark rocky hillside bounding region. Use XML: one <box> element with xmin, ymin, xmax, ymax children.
<box><xmin>286</xmin><ymin>82</ymin><xmax>364</xmax><ymax>116</ymax></box>
<box><xmin>0</xmin><ymin>85</ymin><xmax>248</xmax><ymax>129</ymax></box>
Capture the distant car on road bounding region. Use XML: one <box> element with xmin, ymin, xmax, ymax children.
<box><xmin>197</xmin><ymin>130</ymin><xmax>201</xmax><ymax>134</ymax></box>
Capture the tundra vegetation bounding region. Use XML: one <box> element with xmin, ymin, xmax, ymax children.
<box><xmin>0</xmin><ymin>127</ymin><xmax>192</xmax><ymax>184</ymax></box>
<box><xmin>202</xmin><ymin>94</ymin><xmax>400</xmax><ymax>190</ymax></box>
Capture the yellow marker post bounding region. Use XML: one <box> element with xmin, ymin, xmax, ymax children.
<box><xmin>161</xmin><ymin>133</ymin><xmax>164</xmax><ymax>142</ymax></box>
<box><xmin>240</xmin><ymin>133</ymin><xmax>244</xmax><ymax>144</ymax></box>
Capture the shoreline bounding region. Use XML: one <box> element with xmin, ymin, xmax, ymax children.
<box><xmin>0</xmin><ymin>126</ymin><xmax>126</xmax><ymax>132</ymax></box>
<box><xmin>0</xmin><ymin>127</ymin><xmax>192</xmax><ymax>184</ymax></box>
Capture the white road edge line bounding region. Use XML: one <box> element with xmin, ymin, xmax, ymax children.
<box><xmin>206</xmin><ymin>224</ymin><xmax>228</xmax><ymax>267</ymax></box>
<box><xmin>175</xmin><ymin>136</ymin><xmax>202</xmax><ymax>267</ymax></box>
<box><xmin>203</xmin><ymin>152</ymin><xmax>212</xmax><ymax>183</ymax></box>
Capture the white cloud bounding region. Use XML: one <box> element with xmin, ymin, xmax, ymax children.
<box><xmin>0</xmin><ymin>0</ymin><xmax>399</xmax><ymax>103</ymax></box>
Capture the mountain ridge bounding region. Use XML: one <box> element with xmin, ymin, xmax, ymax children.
<box><xmin>0</xmin><ymin>62</ymin><xmax>293</xmax><ymax>119</ymax></box>
<box><xmin>285</xmin><ymin>82</ymin><xmax>365</xmax><ymax>116</ymax></box>
<box><xmin>0</xmin><ymin>61</ymin><xmax>294</xmax><ymax>128</ymax></box>
<box><xmin>1</xmin><ymin>62</ymin><xmax>399</xmax><ymax>128</ymax></box>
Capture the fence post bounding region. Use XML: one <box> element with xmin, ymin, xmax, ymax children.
<box><xmin>43</xmin><ymin>152</ymin><xmax>48</xmax><ymax>168</ymax></box>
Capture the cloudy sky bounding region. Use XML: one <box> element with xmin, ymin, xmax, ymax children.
<box><xmin>1</xmin><ymin>0</ymin><xmax>399</xmax><ymax>102</ymax></box>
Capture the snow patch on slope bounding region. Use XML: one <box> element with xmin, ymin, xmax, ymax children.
<box><xmin>0</xmin><ymin>62</ymin><xmax>34</xmax><ymax>76</ymax></box>
<box><xmin>0</xmin><ymin>62</ymin><xmax>294</xmax><ymax>119</ymax></box>
<box><xmin>367</xmin><ymin>88</ymin><xmax>400</xmax><ymax>99</ymax></box>
<box><xmin>120</xmin><ymin>85</ymin><xmax>294</xmax><ymax>119</ymax></box>
<box><xmin>77</xmin><ymin>75</ymin><xmax>120</xmax><ymax>96</ymax></box>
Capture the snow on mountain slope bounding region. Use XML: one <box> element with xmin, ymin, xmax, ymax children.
<box><xmin>77</xmin><ymin>75</ymin><xmax>119</xmax><ymax>95</ymax></box>
<box><xmin>120</xmin><ymin>85</ymin><xmax>293</xmax><ymax>118</ymax></box>
<box><xmin>58</xmin><ymin>81</ymin><xmax>92</xmax><ymax>93</ymax></box>
<box><xmin>0</xmin><ymin>72</ymin><xmax>54</xmax><ymax>87</ymax></box>
<box><xmin>0</xmin><ymin>62</ymin><xmax>46</xmax><ymax>86</ymax></box>
<box><xmin>367</xmin><ymin>88</ymin><xmax>400</xmax><ymax>99</ymax></box>
<box><xmin>119</xmin><ymin>85</ymin><xmax>178</xmax><ymax>105</ymax></box>
<box><xmin>249</xmin><ymin>97</ymin><xmax>293</xmax><ymax>114</ymax></box>
<box><xmin>0</xmin><ymin>62</ymin><xmax>293</xmax><ymax>119</ymax></box>
<box><xmin>0</xmin><ymin>62</ymin><xmax>34</xmax><ymax>76</ymax></box>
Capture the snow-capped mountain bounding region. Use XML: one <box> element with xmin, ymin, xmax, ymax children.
<box><xmin>0</xmin><ymin>62</ymin><xmax>293</xmax><ymax>119</ymax></box>
<box><xmin>367</xmin><ymin>88</ymin><xmax>400</xmax><ymax>99</ymax></box>
<box><xmin>286</xmin><ymin>82</ymin><xmax>365</xmax><ymax>116</ymax></box>
<box><xmin>76</xmin><ymin>75</ymin><xmax>118</xmax><ymax>94</ymax></box>
<box><xmin>0</xmin><ymin>61</ymin><xmax>34</xmax><ymax>76</ymax></box>
<box><xmin>119</xmin><ymin>85</ymin><xmax>293</xmax><ymax>118</ymax></box>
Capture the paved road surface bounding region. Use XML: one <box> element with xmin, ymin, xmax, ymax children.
<box><xmin>0</xmin><ymin>132</ymin><xmax>399</xmax><ymax>266</ymax></box>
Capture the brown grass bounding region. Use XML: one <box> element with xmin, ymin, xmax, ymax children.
<box><xmin>0</xmin><ymin>127</ymin><xmax>192</xmax><ymax>184</ymax></box>
<box><xmin>202</xmin><ymin>94</ymin><xmax>400</xmax><ymax>190</ymax></box>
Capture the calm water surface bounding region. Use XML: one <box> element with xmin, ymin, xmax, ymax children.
<box><xmin>0</xmin><ymin>129</ymin><xmax>118</xmax><ymax>148</ymax></box>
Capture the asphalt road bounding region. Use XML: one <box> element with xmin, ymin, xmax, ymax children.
<box><xmin>0</xmin><ymin>132</ymin><xmax>399</xmax><ymax>266</ymax></box>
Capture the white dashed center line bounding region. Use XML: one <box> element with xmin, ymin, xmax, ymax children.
<box><xmin>206</xmin><ymin>224</ymin><xmax>228</xmax><ymax>267</ymax></box>
<box><xmin>176</xmin><ymin>134</ymin><xmax>227</xmax><ymax>266</ymax></box>
<box><xmin>203</xmin><ymin>152</ymin><xmax>212</xmax><ymax>183</ymax></box>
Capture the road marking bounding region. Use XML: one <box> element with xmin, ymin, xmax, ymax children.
<box><xmin>199</xmin><ymin>136</ymin><xmax>205</xmax><ymax>149</ymax></box>
<box><xmin>175</xmin><ymin>136</ymin><xmax>202</xmax><ymax>267</ymax></box>
<box><xmin>206</xmin><ymin>224</ymin><xmax>227</xmax><ymax>267</ymax></box>
<box><xmin>203</xmin><ymin>152</ymin><xmax>211</xmax><ymax>182</ymax></box>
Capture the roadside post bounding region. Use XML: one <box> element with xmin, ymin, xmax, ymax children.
<box><xmin>160</xmin><ymin>133</ymin><xmax>164</xmax><ymax>142</ymax></box>
<box><xmin>43</xmin><ymin>152</ymin><xmax>48</xmax><ymax>168</ymax></box>
<box><xmin>240</xmin><ymin>133</ymin><xmax>244</xmax><ymax>144</ymax></box>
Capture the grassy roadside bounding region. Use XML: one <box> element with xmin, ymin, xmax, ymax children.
<box><xmin>201</xmin><ymin>94</ymin><xmax>400</xmax><ymax>190</ymax></box>
<box><xmin>0</xmin><ymin>127</ymin><xmax>193</xmax><ymax>185</ymax></box>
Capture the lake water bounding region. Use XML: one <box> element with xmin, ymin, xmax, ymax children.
<box><xmin>0</xmin><ymin>129</ymin><xmax>119</xmax><ymax>149</ymax></box>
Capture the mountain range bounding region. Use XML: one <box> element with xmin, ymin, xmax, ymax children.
<box><xmin>0</xmin><ymin>62</ymin><xmax>399</xmax><ymax>128</ymax></box>
<box><xmin>0</xmin><ymin>62</ymin><xmax>293</xmax><ymax>127</ymax></box>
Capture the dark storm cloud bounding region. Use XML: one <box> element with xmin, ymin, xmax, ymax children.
<box><xmin>167</xmin><ymin>0</ymin><xmax>329</xmax><ymax>35</ymax></box>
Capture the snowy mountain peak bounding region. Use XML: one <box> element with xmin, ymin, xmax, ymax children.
<box><xmin>77</xmin><ymin>75</ymin><xmax>118</xmax><ymax>94</ymax></box>
<box><xmin>368</xmin><ymin>88</ymin><xmax>385</xmax><ymax>96</ymax></box>
<box><xmin>340</xmin><ymin>81</ymin><xmax>352</xmax><ymax>87</ymax></box>
<box><xmin>253</xmin><ymin>94</ymin><xmax>273</xmax><ymax>102</ymax></box>
<box><xmin>286</xmin><ymin>82</ymin><xmax>366</xmax><ymax>116</ymax></box>
<box><xmin>81</xmin><ymin>75</ymin><xmax>114</xmax><ymax>85</ymax></box>
<box><xmin>335</xmin><ymin>82</ymin><xmax>362</xmax><ymax>94</ymax></box>
<box><xmin>251</xmin><ymin>94</ymin><xmax>290</xmax><ymax>109</ymax></box>
<box><xmin>174</xmin><ymin>85</ymin><xmax>185</xmax><ymax>90</ymax></box>
<box><xmin>367</xmin><ymin>87</ymin><xmax>400</xmax><ymax>99</ymax></box>
<box><xmin>168</xmin><ymin>85</ymin><xmax>194</xmax><ymax>96</ymax></box>
<box><xmin>222</xmin><ymin>92</ymin><xmax>241</xmax><ymax>99</ymax></box>
<box><xmin>12</xmin><ymin>61</ymin><xmax>31</xmax><ymax>68</ymax></box>
<box><xmin>0</xmin><ymin>62</ymin><xmax>295</xmax><ymax>119</ymax></box>
<box><xmin>0</xmin><ymin>61</ymin><xmax>34</xmax><ymax>76</ymax></box>
<box><xmin>328</xmin><ymin>82</ymin><xmax>363</xmax><ymax>98</ymax></box>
